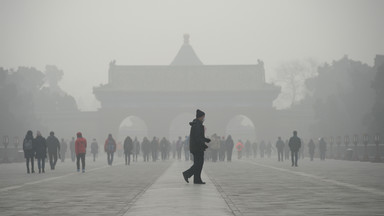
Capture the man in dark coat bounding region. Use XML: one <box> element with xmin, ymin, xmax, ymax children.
<box><xmin>308</xmin><ymin>139</ymin><xmax>315</xmax><ymax>161</ymax></box>
<box><xmin>182</xmin><ymin>109</ymin><xmax>211</xmax><ymax>184</ymax></box>
<box><xmin>123</xmin><ymin>136</ymin><xmax>133</xmax><ymax>165</ymax></box>
<box><xmin>23</xmin><ymin>130</ymin><xmax>36</xmax><ymax>174</ymax></box>
<box><xmin>226</xmin><ymin>135</ymin><xmax>234</xmax><ymax>162</ymax></box>
<box><xmin>276</xmin><ymin>137</ymin><xmax>285</xmax><ymax>162</ymax></box>
<box><xmin>319</xmin><ymin>138</ymin><xmax>327</xmax><ymax>160</ymax></box>
<box><xmin>141</xmin><ymin>137</ymin><xmax>150</xmax><ymax>162</ymax></box>
<box><xmin>35</xmin><ymin>131</ymin><xmax>47</xmax><ymax>173</ymax></box>
<box><xmin>46</xmin><ymin>131</ymin><xmax>60</xmax><ymax>170</ymax></box>
<box><xmin>289</xmin><ymin>130</ymin><xmax>302</xmax><ymax>167</ymax></box>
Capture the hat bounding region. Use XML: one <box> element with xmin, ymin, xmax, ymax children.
<box><xmin>196</xmin><ymin>109</ymin><xmax>205</xmax><ymax>118</ymax></box>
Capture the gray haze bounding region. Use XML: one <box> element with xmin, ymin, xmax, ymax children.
<box><xmin>1</xmin><ymin>0</ymin><xmax>383</xmax><ymax>110</ymax></box>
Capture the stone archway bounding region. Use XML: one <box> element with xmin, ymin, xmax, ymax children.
<box><xmin>118</xmin><ymin>115</ymin><xmax>148</xmax><ymax>142</ymax></box>
<box><xmin>225</xmin><ymin>114</ymin><xmax>257</xmax><ymax>143</ymax></box>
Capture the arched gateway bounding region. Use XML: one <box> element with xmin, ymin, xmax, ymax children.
<box><xmin>93</xmin><ymin>35</ymin><xmax>280</xmax><ymax>142</ymax></box>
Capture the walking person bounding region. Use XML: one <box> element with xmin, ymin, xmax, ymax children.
<box><xmin>60</xmin><ymin>138</ymin><xmax>67</xmax><ymax>162</ymax></box>
<box><xmin>23</xmin><ymin>130</ymin><xmax>35</xmax><ymax>174</ymax></box>
<box><xmin>289</xmin><ymin>131</ymin><xmax>302</xmax><ymax>167</ymax></box>
<box><xmin>46</xmin><ymin>131</ymin><xmax>60</xmax><ymax>170</ymax></box>
<box><xmin>35</xmin><ymin>131</ymin><xmax>47</xmax><ymax>173</ymax></box>
<box><xmin>219</xmin><ymin>136</ymin><xmax>226</xmax><ymax>161</ymax></box>
<box><xmin>308</xmin><ymin>139</ymin><xmax>315</xmax><ymax>161</ymax></box>
<box><xmin>70</xmin><ymin>137</ymin><xmax>76</xmax><ymax>162</ymax></box>
<box><xmin>319</xmin><ymin>137</ymin><xmax>327</xmax><ymax>160</ymax></box>
<box><xmin>124</xmin><ymin>136</ymin><xmax>133</xmax><ymax>165</ymax></box>
<box><xmin>160</xmin><ymin>137</ymin><xmax>168</xmax><ymax>161</ymax></box>
<box><xmin>75</xmin><ymin>132</ymin><xmax>87</xmax><ymax>173</ymax></box>
<box><xmin>133</xmin><ymin>137</ymin><xmax>140</xmax><ymax>162</ymax></box>
<box><xmin>226</xmin><ymin>135</ymin><xmax>234</xmax><ymax>162</ymax></box>
<box><xmin>276</xmin><ymin>137</ymin><xmax>285</xmax><ymax>162</ymax></box>
<box><xmin>91</xmin><ymin>138</ymin><xmax>99</xmax><ymax>162</ymax></box>
<box><xmin>259</xmin><ymin>141</ymin><xmax>266</xmax><ymax>158</ymax></box>
<box><xmin>141</xmin><ymin>137</ymin><xmax>150</xmax><ymax>162</ymax></box>
<box><xmin>182</xmin><ymin>109</ymin><xmax>211</xmax><ymax>184</ymax></box>
<box><xmin>176</xmin><ymin>137</ymin><xmax>183</xmax><ymax>160</ymax></box>
<box><xmin>210</xmin><ymin>134</ymin><xmax>220</xmax><ymax>162</ymax></box>
<box><xmin>151</xmin><ymin>137</ymin><xmax>159</xmax><ymax>162</ymax></box>
<box><xmin>104</xmin><ymin>134</ymin><xmax>116</xmax><ymax>166</ymax></box>
<box><xmin>236</xmin><ymin>140</ymin><xmax>244</xmax><ymax>159</ymax></box>
<box><xmin>252</xmin><ymin>141</ymin><xmax>258</xmax><ymax>159</ymax></box>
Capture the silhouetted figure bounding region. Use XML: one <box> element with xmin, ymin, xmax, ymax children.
<box><xmin>176</xmin><ymin>137</ymin><xmax>183</xmax><ymax>160</ymax></box>
<box><xmin>90</xmin><ymin>138</ymin><xmax>99</xmax><ymax>162</ymax></box>
<box><xmin>47</xmin><ymin>131</ymin><xmax>60</xmax><ymax>170</ymax></box>
<box><xmin>75</xmin><ymin>132</ymin><xmax>87</xmax><ymax>172</ymax></box>
<box><xmin>219</xmin><ymin>136</ymin><xmax>226</xmax><ymax>161</ymax></box>
<box><xmin>276</xmin><ymin>137</ymin><xmax>284</xmax><ymax>162</ymax></box>
<box><xmin>284</xmin><ymin>139</ymin><xmax>290</xmax><ymax>160</ymax></box>
<box><xmin>133</xmin><ymin>137</ymin><xmax>140</xmax><ymax>162</ymax></box>
<box><xmin>226</xmin><ymin>135</ymin><xmax>234</xmax><ymax>161</ymax></box>
<box><xmin>141</xmin><ymin>137</ymin><xmax>151</xmax><ymax>162</ymax></box>
<box><xmin>245</xmin><ymin>140</ymin><xmax>251</xmax><ymax>158</ymax></box>
<box><xmin>70</xmin><ymin>137</ymin><xmax>75</xmax><ymax>162</ymax></box>
<box><xmin>104</xmin><ymin>134</ymin><xmax>116</xmax><ymax>165</ymax></box>
<box><xmin>151</xmin><ymin>137</ymin><xmax>159</xmax><ymax>162</ymax></box>
<box><xmin>308</xmin><ymin>139</ymin><xmax>315</xmax><ymax>161</ymax></box>
<box><xmin>184</xmin><ymin>136</ymin><xmax>190</xmax><ymax>161</ymax></box>
<box><xmin>183</xmin><ymin>109</ymin><xmax>211</xmax><ymax>184</ymax></box>
<box><xmin>236</xmin><ymin>140</ymin><xmax>244</xmax><ymax>159</ymax></box>
<box><xmin>34</xmin><ymin>131</ymin><xmax>47</xmax><ymax>173</ymax></box>
<box><xmin>266</xmin><ymin>142</ymin><xmax>272</xmax><ymax>158</ymax></box>
<box><xmin>60</xmin><ymin>138</ymin><xmax>67</xmax><ymax>162</ymax></box>
<box><xmin>289</xmin><ymin>131</ymin><xmax>301</xmax><ymax>167</ymax></box>
<box><xmin>210</xmin><ymin>134</ymin><xmax>220</xmax><ymax>162</ymax></box>
<box><xmin>124</xmin><ymin>136</ymin><xmax>133</xmax><ymax>165</ymax></box>
<box><xmin>252</xmin><ymin>142</ymin><xmax>258</xmax><ymax>158</ymax></box>
<box><xmin>259</xmin><ymin>141</ymin><xmax>266</xmax><ymax>158</ymax></box>
<box><xmin>23</xmin><ymin>130</ymin><xmax>35</xmax><ymax>174</ymax></box>
<box><xmin>319</xmin><ymin>138</ymin><xmax>327</xmax><ymax>160</ymax></box>
<box><xmin>160</xmin><ymin>137</ymin><xmax>168</xmax><ymax>161</ymax></box>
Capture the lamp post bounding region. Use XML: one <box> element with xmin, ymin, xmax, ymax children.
<box><xmin>336</xmin><ymin>136</ymin><xmax>342</xmax><ymax>159</ymax></box>
<box><xmin>374</xmin><ymin>133</ymin><xmax>381</xmax><ymax>162</ymax></box>
<box><xmin>3</xmin><ymin>135</ymin><xmax>9</xmax><ymax>163</ymax></box>
<box><xmin>329</xmin><ymin>136</ymin><xmax>334</xmax><ymax>159</ymax></box>
<box><xmin>353</xmin><ymin>134</ymin><xmax>359</xmax><ymax>161</ymax></box>
<box><xmin>344</xmin><ymin>135</ymin><xmax>350</xmax><ymax>160</ymax></box>
<box><xmin>363</xmin><ymin>134</ymin><xmax>369</xmax><ymax>161</ymax></box>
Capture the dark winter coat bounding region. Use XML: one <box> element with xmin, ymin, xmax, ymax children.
<box><xmin>124</xmin><ymin>137</ymin><xmax>133</xmax><ymax>154</ymax></box>
<box><xmin>47</xmin><ymin>135</ymin><xmax>60</xmax><ymax>154</ymax></box>
<box><xmin>289</xmin><ymin>136</ymin><xmax>302</xmax><ymax>152</ymax></box>
<box><xmin>308</xmin><ymin>140</ymin><xmax>315</xmax><ymax>154</ymax></box>
<box><xmin>34</xmin><ymin>135</ymin><xmax>47</xmax><ymax>159</ymax></box>
<box><xmin>226</xmin><ymin>137</ymin><xmax>234</xmax><ymax>151</ymax></box>
<box><xmin>23</xmin><ymin>138</ymin><xmax>35</xmax><ymax>158</ymax></box>
<box><xmin>189</xmin><ymin>119</ymin><xmax>209</xmax><ymax>154</ymax></box>
<box><xmin>276</xmin><ymin>140</ymin><xmax>285</xmax><ymax>151</ymax></box>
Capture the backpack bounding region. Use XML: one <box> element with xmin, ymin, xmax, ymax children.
<box><xmin>107</xmin><ymin>140</ymin><xmax>114</xmax><ymax>152</ymax></box>
<box><xmin>24</xmin><ymin>139</ymin><xmax>33</xmax><ymax>151</ymax></box>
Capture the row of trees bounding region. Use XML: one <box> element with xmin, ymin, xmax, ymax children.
<box><xmin>273</xmin><ymin>55</ymin><xmax>383</xmax><ymax>138</ymax></box>
<box><xmin>0</xmin><ymin>65</ymin><xmax>78</xmax><ymax>140</ymax></box>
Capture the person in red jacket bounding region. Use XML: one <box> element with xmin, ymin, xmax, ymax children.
<box><xmin>75</xmin><ymin>132</ymin><xmax>87</xmax><ymax>173</ymax></box>
<box><xmin>104</xmin><ymin>134</ymin><xmax>117</xmax><ymax>166</ymax></box>
<box><xmin>236</xmin><ymin>141</ymin><xmax>244</xmax><ymax>160</ymax></box>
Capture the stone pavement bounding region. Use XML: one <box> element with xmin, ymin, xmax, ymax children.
<box><xmin>204</xmin><ymin>158</ymin><xmax>384</xmax><ymax>216</ymax></box>
<box><xmin>1</xmin><ymin>155</ymin><xmax>384</xmax><ymax>215</ymax></box>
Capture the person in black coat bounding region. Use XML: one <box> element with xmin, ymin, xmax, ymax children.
<box><xmin>34</xmin><ymin>131</ymin><xmax>47</xmax><ymax>173</ymax></box>
<box><xmin>289</xmin><ymin>130</ymin><xmax>302</xmax><ymax>167</ymax></box>
<box><xmin>46</xmin><ymin>131</ymin><xmax>60</xmax><ymax>170</ymax></box>
<box><xmin>226</xmin><ymin>135</ymin><xmax>234</xmax><ymax>162</ymax></box>
<box><xmin>123</xmin><ymin>136</ymin><xmax>133</xmax><ymax>165</ymax></box>
<box><xmin>23</xmin><ymin>130</ymin><xmax>35</xmax><ymax>174</ymax></box>
<box><xmin>182</xmin><ymin>109</ymin><xmax>211</xmax><ymax>184</ymax></box>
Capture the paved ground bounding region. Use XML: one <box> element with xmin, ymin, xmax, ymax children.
<box><xmin>0</xmin><ymin>155</ymin><xmax>383</xmax><ymax>215</ymax></box>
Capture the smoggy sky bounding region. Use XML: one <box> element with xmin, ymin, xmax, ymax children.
<box><xmin>1</xmin><ymin>0</ymin><xmax>383</xmax><ymax>111</ymax></box>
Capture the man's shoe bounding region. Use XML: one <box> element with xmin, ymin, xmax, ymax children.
<box><xmin>182</xmin><ymin>172</ymin><xmax>189</xmax><ymax>183</ymax></box>
<box><xmin>194</xmin><ymin>182</ymin><xmax>206</xmax><ymax>184</ymax></box>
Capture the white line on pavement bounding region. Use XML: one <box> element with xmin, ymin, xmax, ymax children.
<box><xmin>0</xmin><ymin>162</ymin><xmax>125</xmax><ymax>193</ymax></box>
<box><xmin>241</xmin><ymin>160</ymin><xmax>384</xmax><ymax>197</ymax></box>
